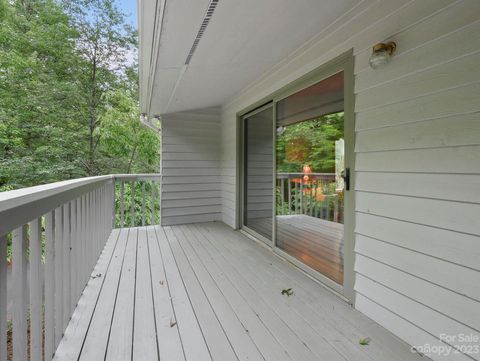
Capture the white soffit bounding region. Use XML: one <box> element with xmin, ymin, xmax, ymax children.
<box><xmin>140</xmin><ymin>0</ymin><xmax>360</xmax><ymax>117</ymax></box>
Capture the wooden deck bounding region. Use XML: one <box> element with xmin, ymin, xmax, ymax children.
<box><xmin>248</xmin><ymin>215</ymin><xmax>344</xmax><ymax>284</ymax></box>
<box><xmin>53</xmin><ymin>222</ymin><xmax>423</xmax><ymax>361</ymax></box>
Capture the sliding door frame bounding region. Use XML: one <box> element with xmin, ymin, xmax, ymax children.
<box><xmin>239</xmin><ymin>102</ymin><xmax>274</xmax><ymax>247</ymax></box>
<box><xmin>237</xmin><ymin>50</ymin><xmax>355</xmax><ymax>303</ymax></box>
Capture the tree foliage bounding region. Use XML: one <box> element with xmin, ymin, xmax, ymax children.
<box><xmin>65</xmin><ymin>0</ymin><xmax>137</xmax><ymax>175</ymax></box>
<box><xmin>0</xmin><ymin>0</ymin><xmax>159</xmax><ymax>191</ymax></box>
<box><xmin>276</xmin><ymin>112</ymin><xmax>344</xmax><ymax>173</ymax></box>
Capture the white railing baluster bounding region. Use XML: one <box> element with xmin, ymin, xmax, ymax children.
<box><xmin>92</xmin><ymin>189</ymin><xmax>100</xmax><ymax>260</ymax></box>
<box><xmin>54</xmin><ymin>206</ymin><xmax>64</xmax><ymax>346</ymax></box>
<box><xmin>131</xmin><ymin>181</ymin><xmax>135</xmax><ymax>227</ymax></box>
<box><xmin>309</xmin><ymin>185</ymin><xmax>313</xmax><ymax>216</ymax></box>
<box><xmin>85</xmin><ymin>193</ymin><xmax>89</xmax><ymax>276</ymax></box>
<box><xmin>334</xmin><ymin>195</ymin><xmax>339</xmax><ymax>223</ymax></box>
<box><xmin>107</xmin><ymin>185</ymin><xmax>111</xmax><ymax>234</ymax></box>
<box><xmin>45</xmin><ymin>211</ymin><xmax>55</xmax><ymax>360</ymax></box>
<box><xmin>63</xmin><ymin>203</ymin><xmax>71</xmax><ymax>330</ymax></box>
<box><xmin>98</xmin><ymin>189</ymin><xmax>102</xmax><ymax>254</ymax></box>
<box><xmin>84</xmin><ymin>194</ymin><xmax>88</xmax><ymax>286</ymax></box>
<box><xmin>93</xmin><ymin>190</ymin><xmax>97</xmax><ymax>265</ymax></box>
<box><xmin>93</xmin><ymin>190</ymin><xmax>98</xmax><ymax>260</ymax></box>
<box><xmin>29</xmin><ymin>217</ymin><xmax>42</xmax><ymax>361</ymax></box>
<box><xmin>70</xmin><ymin>199</ymin><xmax>77</xmax><ymax>314</ymax></box>
<box><xmin>98</xmin><ymin>188</ymin><xmax>102</xmax><ymax>251</ymax></box>
<box><xmin>104</xmin><ymin>186</ymin><xmax>107</xmax><ymax>234</ymax></box>
<box><xmin>77</xmin><ymin>197</ymin><xmax>82</xmax><ymax>298</ymax></box>
<box><xmin>79</xmin><ymin>195</ymin><xmax>84</xmax><ymax>288</ymax></box>
<box><xmin>87</xmin><ymin>192</ymin><xmax>92</xmax><ymax>273</ymax></box>
<box><xmin>12</xmin><ymin>225</ymin><xmax>28</xmax><ymax>361</ymax></box>
<box><xmin>79</xmin><ymin>196</ymin><xmax>84</xmax><ymax>291</ymax></box>
<box><xmin>84</xmin><ymin>193</ymin><xmax>88</xmax><ymax>285</ymax></box>
<box><xmin>71</xmin><ymin>199</ymin><xmax>76</xmax><ymax>310</ymax></box>
<box><xmin>108</xmin><ymin>187</ymin><xmax>111</xmax><ymax>236</ymax></box>
<box><xmin>87</xmin><ymin>192</ymin><xmax>91</xmax><ymax>273</ymax></box>
<box><xmin>151</xmin><ymin>181</ymin><xmax>156</xmax><ymax>225</ymax></box>
<box><xmin>0</xmin><ymin>234</ymin><xmax>7</xmax><ymax>361</ymax></box>
<box><xmin>287</xmin><ymin>180</ymin><xmax>291</xmax><ymax>215</ymax></box>
<box><xmin>98</xmin><ymin>188</ymin><xmax>102</xmax><ymax>254</ymax></box>
<box><xmin>100</xmin><ymin>188</ymin><xmax>103</xmax><ymax>248</ymax></box>
<box><xmin>104</xmin><ymin>185</ymin><xmax>108</xmax><ymax>239</ymax></box>
<box><xmin>142</xmin><ymin>182</ymin><xmax>146</xmax><ymax>226</ymax></box>
<box><xmin>326</xmin><ymin>195</ymin><xmax>331</xmax><ymax>221</ymax></box>
<box><xmin>280</xmin><ymin>179</ymin><xmax>285</xmax><ymax>215</ymax></box>
<box><xmin>91</xmin><ymin>191</ymin><xmax>95</xmax><ymax>270</ymax></box>
<box><xmin>120</xmin><ymin>181</ymin><xmax>125</xmax><ymax>228</ymax></box>
<box><xmin>0</xmin><ymin>173</ymin><xmax>159</xmax><ymax>360</ymax></box>
<box><xmin>294</xmin><ymin>181</ymin><xmax>298</xmax><ymax>214</ymax></box>
<box><xmin>110</xmin><ymin>183</ymin><xmax>115</xmax><ymax>229</ymax></box>
<box><xmin>299</xmin><ymin>180</ymin><xmax>303</xmax><ymax>214</ymax></box>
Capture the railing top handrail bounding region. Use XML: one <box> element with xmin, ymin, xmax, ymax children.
<box><xmin>0</xmin><ymin>175</ymin><xmax>109</xmax><ymax>204</ymax></box>
<box><xmin>276</xmin><ymin>172</ymin><xmax>336</xmax><ymax>178</ymax></box>
<box><xmin>0</xmin><ymin>173</ymin><xmax>160</xmax><ymax>237</ymax></box>
<box><xmin>113</xmin><ymin>173</ymin><xmax>161</xmax><ymax>181</ymax></box>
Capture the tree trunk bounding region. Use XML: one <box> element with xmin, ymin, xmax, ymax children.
<box><xmin>127</xmin><ymin>145</ymin><xmax>137</xmax><ymax>173</ymax></box>
<box><xmin>87</xmin><ymin>44</ymin><xmax>98</xmax><ymax>176</ymax></box>
<box><xmin>88</xmin><ymin>119</ymin><xmax>95</xmax><ymax>175</ymax></box>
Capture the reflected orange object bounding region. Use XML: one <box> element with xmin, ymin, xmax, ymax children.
<box><xmin>302</xmin><ymin>165</ymin><xmax>311</xmax><ymax>182</ymax></box>
<box><xmin>288</xmin><ymin>165</ymin><xmax>327</xmax><ymax>201</ymax></box>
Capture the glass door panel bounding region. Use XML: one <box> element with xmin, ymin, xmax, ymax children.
<box><xmin>275</xmin><ymin>72</ymin><xmax>345</xmax><ymax>284</ymax></box>
<box><xmin>243</xmin><ymin>106</ymin><xmax>274</xmax><ymax>242</ymax></box>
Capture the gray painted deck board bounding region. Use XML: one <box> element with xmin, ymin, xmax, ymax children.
<box><xmin>54</xmin><ymin>223</ymin><xmax>425</xmax><ymax>361</ymax></box>
<box><xmin>105</xmin><ymin>228</ymin><xmax>136</xmax><ymax>361</ymax></box>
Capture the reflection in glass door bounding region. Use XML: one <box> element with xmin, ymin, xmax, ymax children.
<box><xmin>275</xmin><ymin>72</ymin><xmax>345</xmax><ymax>284</ymax></box>
<box><xmin>242</xmin><ymin>105</ymin><xmax>273</xmax><ymax>242</ymax></box>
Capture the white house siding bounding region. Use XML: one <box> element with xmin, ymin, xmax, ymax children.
<box><xmin>161</xmin><ymin>108</ymin><xmax>222</xmax><ymax>225</ymax></box>
<box><xmin>219</xmin><ymin>1</ymin><xmax>480</xmax><ymax>360</ymax></box>
<box><xmin>220</xmin><ymin>107</ymin><xmax>237</xmax><ymax>227</ymax></box>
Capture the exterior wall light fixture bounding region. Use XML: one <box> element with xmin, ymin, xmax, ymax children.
<box><xmin>369</xmin><ymin>41</ymin><xmax>396</xmax><ymax>69</ymax></box>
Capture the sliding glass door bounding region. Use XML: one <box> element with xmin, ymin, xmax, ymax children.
<box><xmin>275</xmin><ymin>72</ymin><xmax>346</xmax><ymax>285</ymax></box>
<box><xmin>242</xmin><ymin>105</ymin><xmax>274</xmax><ymax>244</ymax></box>
<box><xmin>240</xmin><ymin>53</ymin><xmax>354</xmax><ymax>299</ymax></box>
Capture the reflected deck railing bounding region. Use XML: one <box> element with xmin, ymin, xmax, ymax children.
<box><xmin>276</xmin><ymin>172</ymin><xmax>343</xmax><ymax>223</ymax></box>
<box><xmin>0</xmin><ymin>173</ymin><xmax>160</xmax><ymax>361</ymax></box>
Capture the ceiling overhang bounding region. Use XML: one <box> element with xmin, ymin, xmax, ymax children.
<box><xmin>138</xmin><ymin>0</ymin><xmax>361</xmax><ymax>118</ymax></box>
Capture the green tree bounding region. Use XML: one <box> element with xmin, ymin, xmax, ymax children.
<box><xmin>0</xmin><ymin>0</ymin><xmax>158</xmax><ymax>192</ymax></box>
<box><xmin>65</xmin><ymin>0</ymin><xmax>136</xmax><ymax>175</ymax></box>
<box><xmin>99</xmin><ymin>87</ymin><xmax>159</xmax><ymax>174</ymax></box>
<box><xmin>276</xmin><ymin>112</ymin><xmax>344</xmax><ymax>173</ymax></box>
<box><xmin>0</xmin><ymin>0</ymin><xmax>86</xmax><ymax>188</ymax></box>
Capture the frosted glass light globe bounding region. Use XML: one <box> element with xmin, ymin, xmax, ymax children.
<box><xmin>369</xmin><ymin>49</ymin><xmax>390</xmax><ymax>69</ymax></box>
<box><xmin>369</xmin><ymin>42</ymin><xmax>396</xmax><ymax>69</ymax></box>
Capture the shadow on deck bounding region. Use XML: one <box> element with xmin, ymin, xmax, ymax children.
<box><xmin>54</xmin><ymin>222</ymin><xmax>423</xmax><ymax>361</ymax></box>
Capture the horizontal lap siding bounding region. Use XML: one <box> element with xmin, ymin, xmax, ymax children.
<box><xmin>219</xmin><ymin>1</ymin><xmax>480</xmax><ymax>359</ymax></box>
<box><xmin>221</xmin><ymin>109</ymin><xmax>237</xmax><ymax>227</ymax></box>
<box><xmin>161</xmin><ymin>108</ymin><xmax>222</xmax><ymax>225</ymax></box>
<box><xmin>352</xmin><ymin>2</ymin><xmax>480</xmax><ymax>360</ymax></box>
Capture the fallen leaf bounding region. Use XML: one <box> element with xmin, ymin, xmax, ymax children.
<box><xmin>170</xmin><ymin>318</ymin><xmax>177</xmax><ymax>328</ymax></box>
<box><xmin>359</xmin><ymin>337</ymin><xmax>371</xmax><ymax>346</ymax></box>
<box><xmin>281</xmin><ymin>288</ymin><xmax>294</xmax><ymax>296</ymax></box>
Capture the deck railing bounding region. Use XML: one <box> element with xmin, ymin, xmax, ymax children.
<box><xmin>276</xmin><ymin>172</ymin><xmax>343</xmax><ymax>223</ymax></box>
<box><xmin>113</xmin><ymin>174</ymin><xmax>161</xmax><ymax>228</ymax></box>
<box><xmin>0</xmin><ymin>173</ymin><xmax>160</xmax><ymax>361</ymax></box>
